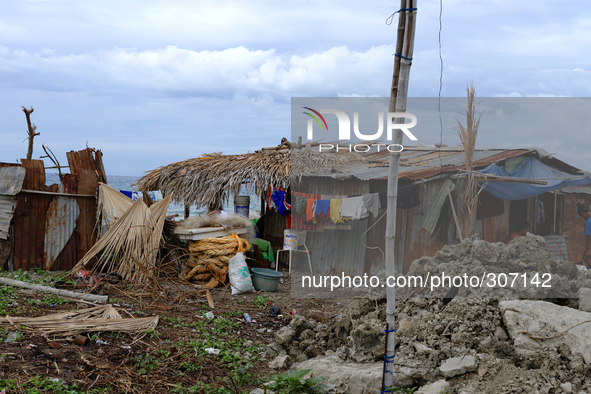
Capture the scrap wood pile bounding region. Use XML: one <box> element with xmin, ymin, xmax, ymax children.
<box><xmin>0</xmin><ymin>304</ymin><xmax>158</xmax><ymax>339</ymax></box>
<box><xmin>181</xmin><ymin>234</ymin><xmax>250</xmax><ymax>288</ymax></box>
<box><xmin>70</xmin><ymin>183</ymin><xmax>177</xmax><ymax>284</ymax></box>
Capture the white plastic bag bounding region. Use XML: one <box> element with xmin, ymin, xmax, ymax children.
<box><xmin>228</xmin><ymin>252</ymin><xmax>255</xmax><ymax>295</ymax></box>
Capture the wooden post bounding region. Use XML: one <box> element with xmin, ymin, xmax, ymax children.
<box><xmin>184</xmin><ymin>203</ymin><xmax>190</xmax><ymax>219</ymax></box>
<box><xmin>447</xmin><ymin>188</ymin><xmax>464</xmax><ymax>241</ymax></box>
<box><xmin>384</xmin><ymin>0</ymin><xmax>417</xmax><ymax>389</ymax></box>
<box><xmin>22</xmin><ymin>106</ymin><xmax>39</xmax><ymax>160</ymax></box>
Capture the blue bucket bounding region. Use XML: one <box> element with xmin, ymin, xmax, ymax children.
<box><xmin>251</xmin><ymin>268</ymin><xmax>283</xmax><ymax>292</ymax></box>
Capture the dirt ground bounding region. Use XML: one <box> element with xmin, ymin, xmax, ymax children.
<box><xmin>0</xmin><ymin>269</ymin><xmax>353</xmax><ymax>394</ymax></box>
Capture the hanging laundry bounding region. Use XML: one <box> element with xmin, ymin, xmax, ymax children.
<box><xmin>537</xmin><ymin>200</ymin><xmax>545</xmax><ymax>223</ymax></box>
<box><xmin>305</xmin><ymin>198</ymin><xmax>317</xmax><ymax>223</ymax></box>
<box><xmin>362</xmin><ymin>193</ymin><xmax>381</xmax><ymax>218</ymax></box>
<box><xmin>295</xmin><ymin>195</ymin><xmax>307</xmax><ymax>215</ymax></box>
<box><xmin>315</xmin><ymin>199</ymin><xmax>330</xmax><ymax>221</ymax></box>
<box><xmin>340</xmin><ymin>196</ymin><xmax>369</xmax><ymax>220</ymax></box>
<box><xmin>397</xmin><ymin>184</ymin><xmax>421</xmax><ymax>210</ymax></box>
<box><xmin>267</xmin><ymin>187</ymin><xmax>290</xmax><ymax>216</ymax></box>
<box><xmin>329</xmin><ymin>199</ymin><xmax>344</xmax><ymax>223</ymax></box>
<box><xmin>266</xmin><ymin>187</ymin><xmax>278</xmax><ymax>211</ymax></box>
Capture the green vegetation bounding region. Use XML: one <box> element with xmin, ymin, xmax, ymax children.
<box><xmin>264</xmin><ymin>369</ymin><xmax>326</xmax><ymax>394</ymax></box>
<box><xmin>386</xmin><ymin>387</ymin><xmax>418</xmax><ymax>393</ymax></box>
<box><xmin>253</xmin><ymin>295</ymin><xmax>270</xmax><ymax>309</ymax></box>
<box><xmin>0</xmin><ymin>376</ymin><xmax>110</xmax><ymax>394</ymax></box>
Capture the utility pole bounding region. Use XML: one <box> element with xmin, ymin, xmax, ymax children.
<box><xmin>383</xmin><ymin>0</ymin><xmax>417</xmax><ymax>389</ymax></box>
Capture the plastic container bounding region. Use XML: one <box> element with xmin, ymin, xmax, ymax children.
<box><xmin>244</xmin><ymin>313</ymin><xmax>252</xmax><ymax>323</ymax></box>
<box><xmin>203</xmin><ymin>311</ymin><xmax>214</xmax><ymax>319</ymax></box>
<box><xmin>234</xmin><ymin>196</ymin><xmax>250</xmax><ymax>217</ymax></box>
<box><xmin>283</xmin><ymin>229</ymin><xmax>298</xmax><ymax>250</ymax></box>
<box><xmin>250</xmin><ymin>268</ymin><xmax>284</xmax><ymax>292</ymax></box>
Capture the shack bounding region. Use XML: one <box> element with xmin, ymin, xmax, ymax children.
<box><xmin>136</xmin><ymin>145</ymin><xmax>591</xmax><ymax>276</ymax></box>
<box><xmin>0</xmin><ymin>148</ymin><xmax>107</xmax><ymax>271</ymax></box>
<box><xmin>296</xmin><ymin>145</ymin><xmax>591</xmax><ymax>275</ymax></box>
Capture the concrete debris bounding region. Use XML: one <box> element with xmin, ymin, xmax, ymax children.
<box><xmin>439</xmin><ymin>355</ymin><xmax>478</xmax><ymax>378</ymax></box>
<box><xmin>293</xmin><ymin>353</ymin><xmax>382</xmax><ymax>394</ymax></box>
<box><xmin>415</xmin><ymin>379</ymin><xmax>449</xmax><ymax>394</ymax></box>
<box><xmin>501</xmin><ymin>299</ymin><xmax>591</xmax><ymax>364</ymax></box>
<box><xmin>268</xmin><ymin>355</ymin><xmax>290</xmax><ymax>370</ymax></box>
<box><xmin>274</xmin><ymin>236</ymin><xmax>591</xmax><ymax>393</ymax></box>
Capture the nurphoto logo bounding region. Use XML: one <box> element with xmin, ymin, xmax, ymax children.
<box><xmin>302</xmin><ymin>107</ymin><xmax>418</xmax><ymax>152</ymax></box>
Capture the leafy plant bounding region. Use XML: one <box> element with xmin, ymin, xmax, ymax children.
<box><xmin>264</xmin><ymin>369</ymin><xmax>325</xmax><ymax>394</ymax></box>
<box><xmin>133</xmin><ymin>353</ymin><xmax>159</xmax><ymax>375</ymax></box>
<box><xmin>386</xmin><ymin>387</ymin><xmax>418</xmax><ymax>393</ymax></box>
<box><xmin>253</xmin><ymin>295</ymin><xmax>270</xmax><ymax>309</ymax></box>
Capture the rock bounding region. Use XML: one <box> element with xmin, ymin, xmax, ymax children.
<box><xmin>269</xmin><ymin>355</ymin><xmax>289</xmax><ymax>370</ymax></box>
<box><xmin>416</xmin><ymin>379</ymin><xmax>449</xmax><ymax>394</ymax></box>
<box><xmin>346</xmin><ymin>318</ymin><xmax>385</xmax><ymax>362</ymax></box>
<box><xmin>439</xmin><ymin>355</ymin><xmax>478</xmax><ymax>378</ymax></box>
<box><xmin>266</xmin><ymin>342</ymin><xmax>287</xmax><ymax>357</ymax></box>
<box><xmin>500</xmin><ymin>300</ymin><xmax>591</xmax><ymax>364</ymax></box>
<box><xmin>244</xmin><ymin>340</ymin><xmax>254</xmax><ymax>348</ymax></box>
<box><xmin>293</xmin><ymin>353</ymin><xmax>382</xmax><ymax>394</ymax></box>
<box><xmin>290</xmin><ymin>315</ymin><xmax>314</xmax><ymax>333</ymax></box>
<box><xmin>561</xmin><ymin>382</ymin><xmax>573</xmax><ymax>394</ymax></box>
<box><xmin>414</xmin><ymin>343</ymin><xmax>434</xmax><ymax>355</ymax></box>
<box><xmin>250</xmin><ymin>389</ymin><xmax>273</xmax><ymax>394</ymax></box>
<box><xmin>494</xmin><ymin>326</ymin><xmax>508</xmax><ymax>341</ymax></box>
<box><xmin>275</xmin><ymin>326</ymin><xmax>296</xmax><ymax>345</ymax></box>
<box><xmin>578</xmin><ymin>287</ymin><xmax>591</xmax><ymax>312</ymax></box>
<box><xmin>399</xmin><ymin>319</ymin><xmax>413</xmax><ymax>331</ymax></box>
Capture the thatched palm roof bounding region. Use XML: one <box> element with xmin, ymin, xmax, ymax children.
<box><xmin>134</xmin><ymin>150</ymin><xmax>365</xmax><ymax>208</ymax></box>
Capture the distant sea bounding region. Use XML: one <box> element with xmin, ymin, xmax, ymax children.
<box><xmin>45</xmin><ymin>173</ymin><xmax>261</xmax><ymax>219</ymax></box>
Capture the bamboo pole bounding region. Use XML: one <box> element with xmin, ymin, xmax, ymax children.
<box><xmin>0</xmin><ymin>277</ymin><xmax>108</xmax><ymax>303</ymax></box>
<box><xmin>384</xmin><ymin>0</ymin><xmax>417</xmax><ymax>389</ymax></box>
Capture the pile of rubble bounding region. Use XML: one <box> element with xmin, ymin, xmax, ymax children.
<box><xmin>262</xmin><ymin>235</ymin><xmax>591</xmax><ymax>394</ymax></box>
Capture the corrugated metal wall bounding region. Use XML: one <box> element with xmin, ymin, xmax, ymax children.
<box><xmin>1</xmin><ymin>149</ymin><xmax>103</xmax><ymax>271</ymax></box>
<box><xmin>293</xmin><ymin>177</ymin><xmax>370</xmax><ymax>276</ymax></box>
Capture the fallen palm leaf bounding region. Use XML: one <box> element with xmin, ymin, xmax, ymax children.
<box><xmin>0</xmin><ymin>304</ymin><xmax>158</xmax><ymax>339</ymax></box>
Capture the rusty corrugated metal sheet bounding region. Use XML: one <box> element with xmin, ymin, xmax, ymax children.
<box><xmin>66</xmin><ymin>148</ymin><xmax>107</xmax><ymax>183</ymax></box>
<box><xmin>12</xmin><ymin>159</ymin><xmax>57</xmax><ymax>270</ymax></box>
<box><xmin>0</xmin><ymin>195</ymin><xmax>17</xmax><ymax>241</ymax></box>
<box><xmin>0</xmin><ymin>167</ymin><xmax>26</xmax><ymax>195</ymax></box>
<box><xmin>43</xmin><ymin>182</ymin><xmax>80</xmax><ymax>270</ymax></box>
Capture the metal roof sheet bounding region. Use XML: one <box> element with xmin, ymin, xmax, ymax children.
<box><xmin>0</xmin><ymin>167</ymin><xmax>26</xmax><ymax>195</ymax></box>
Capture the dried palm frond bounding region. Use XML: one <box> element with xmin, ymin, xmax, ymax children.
<box><xmin>456</xmin><ymin>83</ymin><xmax>483</xmax><ymax>237</ymax></box>
<box><xmin>96</xmin><ymin>182</ymin><xmax>134</xmax><ymax>237</ymax></box>
<box><xmin>70</xmin><ymin>194</ymin><xmax>172</xmax><ymax>283</ymax></box>
<box><xmin>133</xmin><ymin>150</ymin><xmax>365</xmax><ymax>209</ymax></box>
<box><xmin>0</xmin><ymin>304</ymin><xmax>158</xmax><ymax>338</ymax></box>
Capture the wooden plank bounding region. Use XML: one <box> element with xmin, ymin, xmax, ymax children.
<box><xmin>20</xmin><ymin>189</ymin><xmax>95</xmax><ymax>197</ymax></box>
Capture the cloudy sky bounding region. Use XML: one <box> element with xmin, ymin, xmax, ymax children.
<box><xmin>1</xmin><ymin>0</ymin><xmax>591</xmax><ymax>176</ymax></box>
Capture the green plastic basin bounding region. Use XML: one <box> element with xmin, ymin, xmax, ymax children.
<box><xmin>251</xmin><ymin>268</ymin><xmax>283</xmax><ymax>292</ymax></box>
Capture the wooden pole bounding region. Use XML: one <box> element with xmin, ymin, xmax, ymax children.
<box><xmin>21</xmin><ymin>106</ymin><xmax>39</xmax><ymax>160</ymax></box>
<box><xmin>384</xmin><ymin>0</ymin><xmax>417</xmax><ymax>389</ymax></box>
<box><xmin>447</xmin><ymin>188</ymin><xmax>464</xmax><ymax>241</ymax></box>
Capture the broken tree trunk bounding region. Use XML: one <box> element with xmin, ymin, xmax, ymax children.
<box><xmin>0</xmin><ymin>277</ymin><xmax>108</xmax><ymax>303</ymax></box>
<box><xmin>22</xmin><ymin>106</ymin><xmax>39</xmax><ymax>160</ymax></box>
<box><xmin>384</xmin><ymin>0</ymin><xmax>417</xmax><ymax>390</ymax></box>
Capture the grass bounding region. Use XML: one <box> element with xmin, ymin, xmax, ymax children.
<box><xmin>0</xmin><ymin>376</ymin><xmax>111</xmax><ymax>394</ymax></box>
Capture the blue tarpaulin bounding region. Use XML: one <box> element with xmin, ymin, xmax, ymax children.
<box><xmin>479</xmin><ymin>157</ymin><xmax>591</xmax><ymax>201</ymax></box>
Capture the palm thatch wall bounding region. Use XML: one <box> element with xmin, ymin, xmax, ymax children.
<box><xmin>134</xmin><ymin>150</ymin><xmax>365</xmax><ymax>209</ymax></box>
